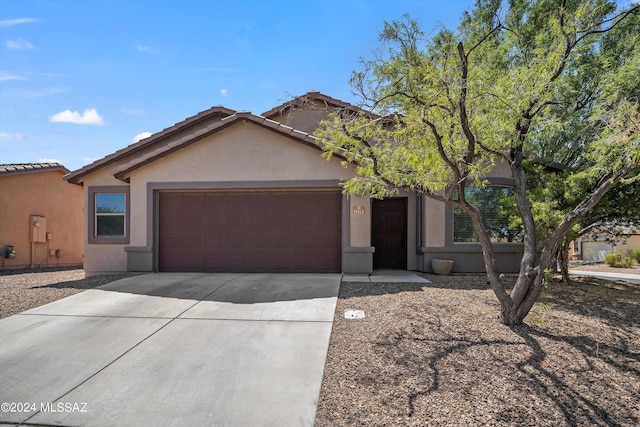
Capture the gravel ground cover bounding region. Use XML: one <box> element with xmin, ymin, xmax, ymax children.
<box><xmin>316</xmin><ymin>274</ymin><xmax>640</xmax><ymax>427</ymax></box>
<box><xmin>0</xmin><ymin>268</ymin><xmax>133</xmax><ymax>319</ymax></box>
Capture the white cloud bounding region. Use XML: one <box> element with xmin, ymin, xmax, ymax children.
<box><xmin>0</xmin><ymin>18</ymin><xmax>41</xmax><ymax>28</ymax></box>
<box><xmin>50</xmin><ymin>109</ymin><xmax>104</xmax><ymax>125</ymax></box>
<box><xmin>220</xmin><ymin>88</ymin><xmax>228</xmax><ymax>97</ymax></box>
<box><xmin>135</xmin><ymin>44</ymin><xmax>160</xmax><ymax>54</ymax></box>
<box><xmin>0</xmin><ymin>132</ymin><xmax>24</xmax><ymax>141</ymax></box>
<box><xmin>6</xmin><ymin>39</ymin><xmax>35</xmax><ymax>50</ymax></box>
<box><xmin>132</xmin><ymin>132</ymin><xmax>152</xmax><ymax>142</ymax></box>
<box><xmin>38</xmin><ymin>157</ymin><xmax>63</xmax><ymax>164</ymax></box>
<box><xmin>0</xmin><ymin>71</ymin><xmax>24</xmax><ymax>81</ymax></box>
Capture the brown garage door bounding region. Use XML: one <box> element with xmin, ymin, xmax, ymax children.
<box><xmin>158</xmin><ymin>190</ymin><xmax>341</xmax><ymax>272</ymax></box>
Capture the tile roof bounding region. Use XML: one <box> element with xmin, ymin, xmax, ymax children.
<box><xmin>0</xmin><ymin>163</ymin><xmax>70</xmax><ymax>176</ymax></box>
<box><xmin>261</xmin><ymin>91</ymin><xmax>381</xmax><ymax>119</ymax></box>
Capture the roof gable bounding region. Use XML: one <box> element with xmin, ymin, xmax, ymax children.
<box><xmin>262</xmin><ymin>91</ymin><xmax>380</xmax><ymax>120</ymax></box>
<box><xmin>65</xmin><ymin>106</ymin><xmax>235</xmax><ymax>184</ymax></box>
<box><xmin>65</xmin><ymin>92</ymin><xmax>362</xmax><ymax>185</ymax></box>
<box><xmin>112</xmin><ymin>112</ymin><xmax>345</xmax><ymax>182</ymax></box>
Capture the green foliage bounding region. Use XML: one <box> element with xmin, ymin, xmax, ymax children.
<box><xmin>632</xmin><ymin>249</ymin><xmax>640</xmax><ymax>263</ymax></box>
<box><xmin>314</xmin><ymin>0</ymin><xmax>640</xmax><ymax>325</ymax></box>
<box><xmin>604</xmin><ymin>252</ymin><xmax>634</xmax><ymax>268</ymax></box>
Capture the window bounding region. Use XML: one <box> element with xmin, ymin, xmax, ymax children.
<box><xmin>453</xmin><ymin>186</ymin><xmax>523</xmax><ymax>243</ymax></box>
<box><xmin>88</xmin><ymin>186</ymin><xmax>130</xmax><ymax>244</ymax></box>
<box><xmin>95</xmin><ymin>193</ymin><xmax>126</xmax><ymax>236</ymax></box>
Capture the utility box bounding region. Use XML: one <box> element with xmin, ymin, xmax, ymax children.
<box><xmin>3</xmin><ymin>245</ymin><xmax>16</xmax><ymax>259</ymax></box>
<box><xmin>30</xmin><ymin>215</ymin><xmax>47</xmax><ymax>243</ymax></box>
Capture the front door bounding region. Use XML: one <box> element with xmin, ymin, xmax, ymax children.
<box><xmin>372</xmin><ymin>198</ymin><xmax>407</xmax><ymax>269</ymax></box>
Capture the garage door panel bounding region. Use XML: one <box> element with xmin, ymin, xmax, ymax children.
<box><xmin>159</xmin><ymin>254</ymin><xmax>204</xmax><ymax>272</ymax></box>
<box><xmin>315</xmin><ymin>233</ymin><xmax>340</xmax><ymax>249</ymax></box>
<box><xmin>204</xmin><ymin>234</ymin><xmax>227</xmax><ymax>251</ymax></box>
<box><xmin>296</xmin><ymin>234</ymin><xmax>318</xmax><ymax>249</ymax></box>
<box><xmin>159</xmin><ymin>191</ymin><xmax>341</xmax><ymax>272</ymax></box>
<box><xmin>161</xmin><ymin>232</ymin><xmax>204</xmax><ymax>250</ymax></box>
<box><xmin>269</xmin><ymin>232</ymin><xmax>301</xmax><ymax>249</ymax></box>
<box><xmin>267</xmin><ymin>212</ymin><xmax>291</xmax><ymax>228</ymax></box>
<box><xmin>319</xmin><ymin>212</ymin><xmax>340</xmax><ymax>228</ymax></box>
<box><xmin>176</xmin><ymin>193</ymin><xmax>205</xmax><ymax>211</ymax></box>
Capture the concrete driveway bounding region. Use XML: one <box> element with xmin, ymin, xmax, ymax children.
<box><xmin>0</xmin><ymin>273</ymin><xmax>341</xmax><ymax>427</ymax></box>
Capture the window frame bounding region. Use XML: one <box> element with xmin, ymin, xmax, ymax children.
<box><xmin>88</xmin><ymin>186</ymin><xmax>130</xmax><ymax>244</ymax></box>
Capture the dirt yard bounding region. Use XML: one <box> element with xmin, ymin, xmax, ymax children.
<box><xmin>316</xmin><ymin>274</ymin><xmax>640</xmax><ymax>426</ymax></box>
<box><xmin>0</xmin><ymin>268</ymin><xmax>133</xmax><ymax>319</ymax></box>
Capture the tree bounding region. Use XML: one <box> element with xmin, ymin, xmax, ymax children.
<box><xmin>529</xmin><ymin>165</ymin><xmax>640</xmax><ymax>285</ymax></box>
<box><xmin>315</xmin><ymin>0</ymin><xmax>640</xmax><ymax>325</ymax></box>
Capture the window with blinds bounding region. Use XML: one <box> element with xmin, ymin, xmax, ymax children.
<box><xmin>453</xmin><ymin>186</ymin><xmax>524</xmax><ymax>243</ymax></box>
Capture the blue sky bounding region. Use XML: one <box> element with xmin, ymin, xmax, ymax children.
<box><xmin>0</xmin><ymin>0</ymin><xmax>520</xmax><ymax>170</ymax></box>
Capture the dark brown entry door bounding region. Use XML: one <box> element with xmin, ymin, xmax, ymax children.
<box><xmin>158</xmin><ymin>190</ymin><xmax>341</xmax><ymax>273</ymax></box>
<box><xmin>372</xmin><ymin>198</ymin><xmax>407</xmax><ymax>269</ymax></box>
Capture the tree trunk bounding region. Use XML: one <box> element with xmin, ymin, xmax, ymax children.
<box><xmin>500</xmin><ymin>302</ymin><xmax>523</xmax><ymax>326</ymax></box>
<box><xmin>557</xmin><ymin>242</ymin><xmax>572</xmax><ymax>285</ymax></box>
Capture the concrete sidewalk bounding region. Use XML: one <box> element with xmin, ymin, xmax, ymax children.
<box><xmin>568</xmin><ymin>269</ymin><xmax>640</xmax><ymax>285</ymax></box>
<box><xmin>0</xmin><ymin>273</ymin><xmax>341</xmax><ymax>427</ymax></box>
<box><xmin>343</xmin><ymin>269</ymin><xmax>430</xmax><ymax>284</ymax></box>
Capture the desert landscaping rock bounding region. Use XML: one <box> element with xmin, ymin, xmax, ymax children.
<box><xmin>316</xmin><ymin>274</ymin><xmax>639</xmax><ymax>426</ymax></box>
<box><xmin>0</xmin><ymin>268</ymin><xmax>134</xmax><ymax>319</ymax></box>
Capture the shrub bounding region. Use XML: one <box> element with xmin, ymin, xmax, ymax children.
<box><xmin>632</xmin><ymin>249</ymin><xmax>640</xmax><ymax>263</ymax></box>
<box><xmin>604</xmin><ymin>251</ymin><xmax>634</xmax><ymax>268</ymax></box>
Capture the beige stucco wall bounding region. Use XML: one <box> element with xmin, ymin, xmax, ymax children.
<box><xmin>0</xmin><ymin>170</ymin><xmax>83</xmax><ymax>269</ymax></box>
<box><xmin>268</xmin><ymin>107</ymin><xmax>330</xmax><ymax>135</ymax></box>
<box><xmin>349</xmin><ymin>195</ymin><xmax>371</xmax><ymax>247</ymax></box>
<box><xmin>424</xmin><ymin>197</ymin><xmax>446</xmax><ymax>247</ymax></box>
<box><xmin>81</xmin><ymin>168</ymin><xmax>130</xmax><ymax>275</ymax></box>
<box><xmin>616</xmin><ymin>235</ymin><xmax>640</xmax><ymax>257</ymax></box>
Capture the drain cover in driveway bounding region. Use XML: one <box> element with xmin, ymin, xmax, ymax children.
<box><xmin>344</xmin><ymin>309</ymin><xmax>365</xmax><ymax>319</ymax></box>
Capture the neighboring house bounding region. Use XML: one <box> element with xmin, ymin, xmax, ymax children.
<box><xmin>570</xmin><ymin>225</ymin><xmax>640</xmax><ymax>261</ymax></box>
<box><xmin>0</xmin><ymin>163</ymin><xmax>84</xmax><ymax>269</ymax></box>
<box><xmin>65</xmin><ymin>92</ymin><xmax>524</xmax><ymax>276</ymax></box>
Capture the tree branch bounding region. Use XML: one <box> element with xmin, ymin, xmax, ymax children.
<box><xmin>457</xmin><ymin>42</ymin><xmax>479</xmax><ymax>166</ymax></box>
<box><xmin>574</xmin><ymin>5</ymin><xmax>640</xmax><ymax>45</ymax></box>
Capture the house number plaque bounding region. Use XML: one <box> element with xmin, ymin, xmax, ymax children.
<box><xmin>352</xmin><ymin>206</ymin><xmax>366</xmax><ymax>215</ymax></box>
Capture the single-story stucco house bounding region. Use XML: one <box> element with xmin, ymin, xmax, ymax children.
<box><xmin>570</xmin><ymin>225</ymin><xmax>640</xmax><ymax>261</ymax></box>
<box><xmin>65</xmin><ymin>92</ymin><xmax>524</xmax><ymax>276</ymax></box>
<box><xmin>1</xmin><ymin>163</ymin><xmax>84</xmax><ymax>269</ymax></box>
